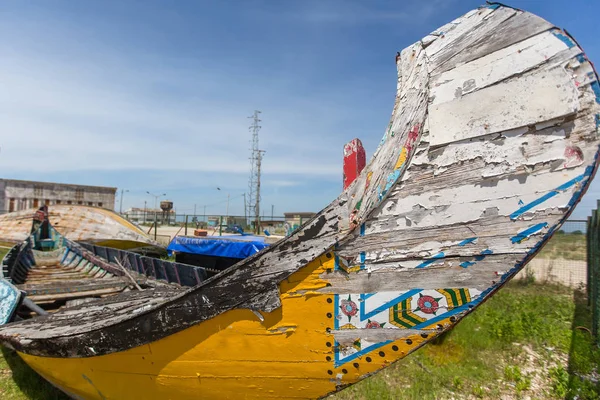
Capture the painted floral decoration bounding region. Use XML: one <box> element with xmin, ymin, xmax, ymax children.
<box><xmin>416</xmin><ymin>293</ymin><xmax>442</xmax><ymax>315</ymax></box>
<box><xmin>365</xmin><ymin>319</ymin><xmax>385</xmax><ymax>329</ymax></box>
<box><xmin>340</xmin><ymin>295</ymin><xmax>358</xmax><ymax>321</ymax></box>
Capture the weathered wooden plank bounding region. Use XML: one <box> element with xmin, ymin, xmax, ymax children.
<box><xmin>321</xmin><ymin>256</ymin><xmax>510</xmax><ymax>293</ymax></box>
<box><xmin>432</xmin><ymin>11</ymin><xmax>555</xmax><ymax>75</ymax></box>
<box><xmin>424</xmin><ymin>6</ymin><xmax>498</xmax><ymax>58</ymax></box>
<box><xmin>28</xmin><ymin>287</ymin><xmax>127</xmax><ymax>302</ymax></box>
<box><xmin>426</xmin><ymin>7</ymin><xmax>517</xmax><ymax>71</ymax></box>
<box><xmin>361</xmin><ymin>107</ymin><xmax>598</xmax><ymax>236</ymax></box>
<box><xmin>430</xmin><ymin>31</ymin><xmax>570</xmax><ymax>105</ymax></box>
<box><xmin>429</xmin><ymin>66</ymin><xmax>579</xmax><ymax>147</ymax></box>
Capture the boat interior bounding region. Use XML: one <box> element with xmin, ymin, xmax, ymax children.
<box><xmin>1</xmin><ymin>207</ymin><xmax>216</xmax><ymax>319</ymax></box>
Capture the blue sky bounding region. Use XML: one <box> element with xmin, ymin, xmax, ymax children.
<box><xmin>1</xmin><ymin>0</ymin><xmax>599</xmax><ymax>219</ymax></box>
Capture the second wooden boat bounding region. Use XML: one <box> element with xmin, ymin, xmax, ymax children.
<box><xmin>0</xmin><ymin>205</ymin><xmax>161</xmax><ymax>253</ymax></box>
<box><xmin>0</xmin><ymin>3</ymin><xmax>599</xmax><ymax>399</ymax></box>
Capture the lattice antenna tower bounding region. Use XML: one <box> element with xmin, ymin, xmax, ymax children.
<box><xmin>247</xmin><ymin>110</ymin><xmax>265</xmax><ymax>232</ymax></box>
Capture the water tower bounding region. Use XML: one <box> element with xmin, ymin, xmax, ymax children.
<box><xmin>160</xmin><ymin>200</ymin><xmax>173</xmax><ymax>225</ymax></box>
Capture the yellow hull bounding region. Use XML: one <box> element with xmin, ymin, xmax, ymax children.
<box><xmin>18</xmin><ymin>253</ymin><xmax>445</xmax><ymax>399</ymax></box>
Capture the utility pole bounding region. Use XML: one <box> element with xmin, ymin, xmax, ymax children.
<box><xmin>255</xmin><ymin>150</ymin><xmax>265</xmax><ymax>234</ymax></box>
<box><xmin>243</xmin><ymin>193</ymin><xmax>247</xmax><ymax>226</ymax></box>
<box><xmin>247</xmin><ymin>110</ymin><xmax>265</xmax><ymax>235</ymax></box>
<box><xmin>226</xmin><ymin>193</ymin><xmax>230</xmax><ymax>225</ymax></box>
<box><xmin>119</xmin><ymin>189</ymin><xmax>129</xmax><ymax>214</ymax></box>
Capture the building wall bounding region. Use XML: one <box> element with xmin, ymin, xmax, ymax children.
<box><xmin>284</xmin><ymin>212</ymin><xmax>316</xmax><ymax>227</ymax></box>
<box><xmin>124</xmin><ymin>208</ymin><xmax>175</xmax><ymax>223</ymax></box>
<box><xmin>0</xmin><ymin>180</ymin><xmax>5</xmax><ymax>214</ymax></box>
<box><xmin>0</xmin><ymin>179</ymin><xmax>116</xmax><ymax>213</ymax></box>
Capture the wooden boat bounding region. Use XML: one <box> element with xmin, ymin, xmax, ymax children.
<box><xmin>0</xmin><ymin>205</ymin><xmax>161</xmax><ymax>253</ymax></box>
<box><xmin>1</xmin><ymin>3</ymin><xmax>600</xmax><ymax>399</ymax></box>
<box><xmin>0</xmin><ymin>206</ymin><xmax>213</xmax><ymax>320</ymax></box>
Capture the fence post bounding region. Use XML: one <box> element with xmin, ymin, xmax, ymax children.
<box><xmin>591</xmin><ymin>203</ymin><xmax>600</xmax><ymax>342</ymax></box>
<box><xmin>185</xmin><ymin>215</ymin><xmax>188</xmax><ymax>236</ymax></box>
<box><xmin>154</xmin><ymin>212</ymin><xmax>157</xmax><ymax>240</ymax></box>
<box><xmin>588</xmin><ymin>216</ymin><xmax>592</xmax><ymax>306</ymax></box>
<box><xmin>596</xmin><ymin>205</ymin><xmax>600</xmax><ymax>342</ymax></box>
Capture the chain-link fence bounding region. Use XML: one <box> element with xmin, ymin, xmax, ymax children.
<box><xmin>587</xmin><ymin>209</ymin><xmax>600</xmax><ymax>341</ymax></box>
<box><xmin>516</xmin><ymin>220</ymin><xmax>587</xmax><ymax>288</ymax></box>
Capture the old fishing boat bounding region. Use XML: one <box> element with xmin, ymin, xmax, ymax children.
<box><xmin>0</xmin><ymin>205</ymin><xmax>161</xmax><ymax>253</ymax></box>
<box><xmin>0</xmin><ymin>3</ymin><xmax>599</xmax><ymax>399</ymax></box>
<box><xmin>0</xmin><ymin>206</ymin><xmax>212</xmax><ymax>322</ymax></box>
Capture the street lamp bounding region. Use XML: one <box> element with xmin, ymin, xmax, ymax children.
<box><xmin>216</xmin><ymin>187</ymin><xmax>230</xmax><ymax>223</ymax></box>
<box><xmin>119</xmin><ymin>189</ymin><xmax>129</xmax><ymax>214</ymax></box>
<box><xmin>146</xmin><ymin>191</ymin><xmax>166</xmax><ymax>239</ymax></box>
<box><xmin>146</xmin><ymin>191</ymin><xmax>166</xmax><ymax>210</ymax></box>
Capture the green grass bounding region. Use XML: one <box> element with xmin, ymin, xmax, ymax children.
<box><xmin>539</xmin><ymin>232</ymin><xmax>586</xmax><ymax>261</ymax></box>
<box><xmin>0</xmin><ymin>282</ymin><xmax>598</xmax><ymax>399</ymax></box>
<box><xmin>0</xmin><ymin>247</ymin><xmax>11</xmax><ymax>262</ymax></box>
<box><xmin>0</xmin><ymin>348</ymin><xmax>66</xmax><ymax>400</ymax></box>
<box><xmin>332</xmin><ymin>282</ymin><xmax>600</xmax><ymax>400</ymax></box>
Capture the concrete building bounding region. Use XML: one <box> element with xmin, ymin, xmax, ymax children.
<box><xmin>123</xmin><ymin>207</ymin><xmax>175</xmax><ymax>224</ymax></box>
<box><xmin>284</xmin><ymin>212</ymin><xmax>316</xmax><ymax>228</ymax></box>
<box><xmin>0</xmin><ymin>179</ymin><xmax>116</xmax><ymax>213</ymax></box>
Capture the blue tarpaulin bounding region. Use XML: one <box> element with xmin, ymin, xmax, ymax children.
<box><xmin>167</xmin><ymin>235</ymin><xmax>269</xmax><ymax>259</ymax></box>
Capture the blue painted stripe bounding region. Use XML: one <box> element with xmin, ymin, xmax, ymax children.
<box><xmin>509</xmin><ymin>172</ymin><xmax>589</xmax><ymax>220</ymax></box>
<box><xmin>60</xmin><ymin>249</ymin><xmax>70</xmax><ymax>264</ymax></box>
<box><xmin>591</xmin><ymin>81</ymin><xmax>600</xmax><ymax>104</ymax></box>
<box><xmin>412</xmin><ymin>303</ymin><xmax>472</xmax><ymax>330</ymax></box>
<box><xmin>360</xmin><ymin>223</ymin><xmax>365</xmax><ymax>236</ymax></box>
<box><xmin>360</xmin><ymin>252</ymin><xmax>366</xmax><ymax>270</ymax></box>
<box><xmin>552</xmin><ymin>30</ymin><xmax>576</xmax><ymax>48</ymax></box>
<box><xmin>383</xmin><ymin>170</ymin><xmax>401</xmax><ymax>193</ymax></box>
<box><xmin>334</xmin><ymin>339</ymin><xmax>393</xmax><ymax>367</ymax></box>
<box><xmin>416</xmin><ymin>252</ymin><xmax>445</xmax><ymax>269</ymax></box>
<box><xmin>486</xmin><ymin>3</ymin><xmax>500</xmax><ymax>9</ymax></box>
<box><xmin>334</xmin><ymin>254</ymin><xmax>340</xmax><ymax>271</ymax></box>
<box><xmin>360</xmin><ymin>289</ymin><xmax>421</xmax><ymax>320</ymax></box>
<box><xmin>333</xmin><ymin>294</ymin><xmax>340</xmax><ymax>330</ymax></box>
<box><xmin>474</xmin><ymin>249</ymin><xmax>493</xmax><ymax>261</ymax></box>
<box><xmin>458</xmin><ymin>237</ymin><xmax>477</xmax><ymax>246</ymax></box>
<box><xmin>362</xmin><ymin>293</ymin><xmax>376</xmax><ymax>300</ymax></box>
<box><xmin>566</xmin><ymin>167</ymin><xmax>594</xmax><ymax>209</ymax></box>
<box><xmin>576</xmin><ymin>54</ymin><xmax>586</xmax><ymax>63</ymax></box>
<box><xmin>460</xmin><ymin>261</ymin><xmax>475</xmax><ymax>268</ymax></box>
<box><xmin>511</xmin><ymin>223</ymin><xmax>548</xmax><ymax>244</ymax></box>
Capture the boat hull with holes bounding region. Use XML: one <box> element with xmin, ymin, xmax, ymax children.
<box><xmin>1</xmin><ymin>3</ymin><xmax>600</xmax><ymax>399</ymax></box>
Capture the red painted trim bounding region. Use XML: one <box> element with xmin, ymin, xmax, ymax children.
<box><xmin>343</xmin><ymin>139</ymin><xmax>366</xmax><ymax>190</ymax></box>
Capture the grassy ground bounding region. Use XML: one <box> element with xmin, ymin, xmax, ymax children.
<box><xmin>0</xmin><ymin>246</ymin><xmax>10</xmax><ymax>262</ymax></box>
<box><xmin>0</xmin><ymin>281</ymin><xmax>598</xmax><ymax>399</ymax></box>
<box><xmin>538</xmin><ymin>232</ymin><xmax>586</xmax><ymax>261</ymax></box>
<box><xmin>0</xmin><ymin>348</ymin><xmax>66</xmax><ymax>400</ymax></box>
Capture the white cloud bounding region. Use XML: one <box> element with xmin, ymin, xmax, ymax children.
<box><xmin>0</xmin><ymin>47</ymin><xmax>352</xmax><ymax>177</ymax></box>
